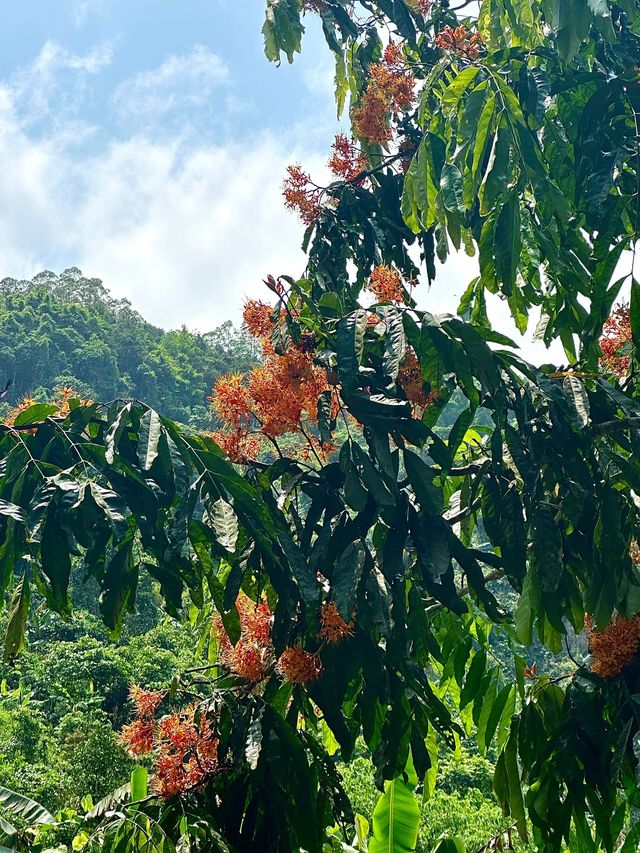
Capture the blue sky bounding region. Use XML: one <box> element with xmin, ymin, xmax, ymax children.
<box><xmin>0</xmin><ymin>0</ymin><xmax>561</xmax><ymax>360</ymax></box>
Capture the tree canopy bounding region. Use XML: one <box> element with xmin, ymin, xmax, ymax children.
<box><xmin>3</xmin><ymin>0</ymin><xmax>640</xmax><ymax>851</ymax></box>
<box><xmin>0</xmin><ymin>267</ymin><xmax>258</xmax><ymax>427</ymax></box>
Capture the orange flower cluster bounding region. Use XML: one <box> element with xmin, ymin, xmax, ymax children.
<box><xmin>600</xmin><ymin>304</ymin><xmax>632</xmax><ymax>377</ymax></box>
<box><xmin>211</xmin><ymin>298</ymin><xmax>328</xmax><ymax>455</ymax></box>
<box><xmin>120</xmin><ymin>685</ymin><xmax>219</xmax><ymax>798</ymax></box>
<box><xmin>283</xmin><ymin>164</ymin><xmax>322</xmax><ymax>226</ymax></box>
<box><xmin>328</xmin><ymin>134</ymin><xmax>368</xmax><ymax>183</ymax></box>
<box><xmin>353</xmin><ymin>50</ymin><xmax>415</xmax><ymax>145</ymax></box>
<box><xmin>367</xmin><ymin>265</ymin><xmax>406</xmax><ymax>303</ymax></box>
<box><xmin>120</xmin><ymin>686</ymin><xmax>166</xmax><ymax>757</ymax></box>
<box><xmin>318</xmin><ymin>602</ymin><xmax>354</xmax><ymax>644</ymax></box>
<box><xmin>211</xmin><ymin>428</ymin><xmax>262</xmax><ymax>465</ymax></box>
<box><xmin>586</xmin><ymin>614</ymin><xmax>640</xmax><ymax>678</ymax></box>
<box><xmin>213</xmin><ymin>592</ymin><xmax>274</xmax><ymax>683</ymax></box>
<box><xmin>153</xmin><ymin>706</ymin><xmax>219</xmax><ymax>798</ymax></box>
<box><xmin>131</xmin><ymin>685</ymin><xmax>166</xmax><ymax>717</ymax></box>
<box><xmin>630</xmin><ymin>540</ymin><xmax>640</xmax><ymax>567</ymax></box>
<box><xmin>120</xmin><ymin>718</ymin><xmax>155</xmax><ymax>755</ymax></box>
<box><xmin>5</xmin><ymin>395</ymin><xmax>37</xmax><ymax>426</ymax></box>
<box><xmin>54</xmin><ymin>385</ymin><xmax>93</xmax><ymax>418</ymax></box>
<box><xmin>248</xmin><ymin>347</ymin><xmax>327</xmax><ymax>438</ymax></box>
<box><xmin>435</xmin><ymin>26</ymin><xmax>483</xmax><ymax>59</ymax></box>
<box><xmin>276</xmin><ymin>646</ymin><xmax>323</xmax><ymax>683</ymax></box>
<box><xmin>398</xmin><ymin>349</ymin><xmax>437</xmax><ymax>409</ymax></box>
<box><xmin>5</xmin><ymin>386</ymin><xmax>93</xmax><ymax>428</ymax></box>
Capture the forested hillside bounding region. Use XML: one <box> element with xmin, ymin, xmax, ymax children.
<box><xmin>0</xmin><ymin>268</ymin><xmax>258</xmax><ymax>427</ymax></box>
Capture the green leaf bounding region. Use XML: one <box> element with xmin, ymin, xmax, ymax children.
<box><xmin>3</xmin><ymin>574</ymin><xmax>29</xmax><ymax>663</ymax></box>
<box><xmin>431</xmin><ymin>837</ymin><xmax>465</xmax><ymax>853</ymax></box>
<box><xmin>494</xmin><ymin>193</ymin><xmax>521</xmax><ymax>296</ymax></box>
<box><xmin>12</xmin><ymin>403</ymin><xmax>58</xmax><ymax>427</ymax></box>
<box><xmin>368</xmin><ymin>778</ymin><xmax>420</xmax><ymax>853</ymax></box>
<box><xmin>263</xmin><ymin>0</ymin><xmax>305</xmax><ymax>64</ymax></box>
<box><xmin>210</xmin><ymin>498</ymin><xmax>239</xmax><ymax>554</ymax></box>
<box><xmin>130</xmin><ymin>766</ymin><xmax>148</xmax><ymax>802</ymax></box>
<box><xmin>332</xmin><ymin>541</ymin><xmax>366</xmax><ymax>621</ymax></box>
<box><xmin>530</xmin><ymin>508</ymin><xmax>563</xmax><ymax>592</ymax></box>
<box><xmin>337</xmin><ymin>309</ymin><xmax>367</xmax><ymax>394</ymax></box>
<box><xmin>563</xmin><ymin>375</ymin><xmax>590</xmax><ymax>427</ymax></box>
<box><xmin>137</xmin><ymin>409</ymin><xmax>162</xmax><ymax>470</ymax></box>
<box><xmin>460</xmin><ymin>648</ymin><xmax>488</xmax><ymax>709</ymax></box>
<box><xmin>317</xmin><ymin>389</ymin><xmax>333</xmax><ymax>444</ymax></box>
<box><xmin>392</xmin><ymin>0</ymin><xmax>416</xmax><ymax>41</ymax></box>
<box><xmin>40</xmin><ymin>514</ymin><xmax>72</xmax><ymax>615</ymax></box>
<box><xmin>0</xmin><ymin>501</ymin><xmax>25</xmax><ymax>523</ymax></box>
<box><xmin>381</xmin><ymin>306</ymin><xmax>407</xmax><ymax>382</ymax></box>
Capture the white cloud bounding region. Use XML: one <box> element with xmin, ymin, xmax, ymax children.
<box><xmin>72</xmin><ymin>0</ymin><xmax>103</xmax><ymax>27</ymax></box>
<box><xmin>0</xmin><ymin>80</ymin><xmax>316</xmax><ymax>329</ymax></box>
<box><xmin>10</xmin><ymin>40</ymin><xmax>115</xmax><ymax>123</ymax></box>
<box><xmin>112</xmin><ymin>46</ymin><xmax>229</xmax><ymax>124</ymax></box>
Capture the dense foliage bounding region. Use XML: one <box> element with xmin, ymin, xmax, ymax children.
<box><xmin>0</xmin><ymin>268</ymin><xmax>258</xmax><ymax>427</ymax></box>
<box><xmin>3</xmin><ymin>0</ymin><xmax>640</xmax><ymax>851</ymax></box>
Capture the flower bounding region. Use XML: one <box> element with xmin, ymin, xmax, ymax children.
<box><xmin>210</xmin><ymin>373</ymin><xmax>251</xmax><ymax>429</ymax></box>
<box><xmin>248</xmin><ymin>349</ymin><xmax>327</xmax><ymax>438</ymax></box>
<box><xmin>5</xmin><ymin>396</ymin><xmax>37</xmax><ymax>426</ymax></box>
<box><xmin>318</xmin><ymin>602</ymin><xmax>354</xmax><ymax>644</ymax></box>
<box><xmin>129</xmin><ymin>685</ymin><xmax>166</xmax><ymax>718</ymax></box>
<box><xmin>211</xmin><ymin>429</ymin><xmax>262</xmax><ymax>464</ymax></box>
<box><xmin>353</xmin><ymin>61</ymin><xmax>415</xmax><ymax>145</ymax></box>
<box><xmin>600</xmin><ymin>304</ymin><xmax>632</xmax><ymax>377</ymax></box>
<box><xmin>152</xmin><ymin>705</ymin><xmax>219</xmax><ymax>797</ymax></box>
<box><xmin>328</xmin><ymin>134</ymin><xmax>368</xmax><ymax>183</ymax></box>
<box><xmin>213</xmin><ymin>592</ymin><xmax>274</xmax><ymax>683</ymax></box>
<box><xmin>120</xmin><ymin>719</ymin><xmax>155</xmax><ymax>755</ymax></box>
<box><xmin>277</xmin><ymin>647</ymin><xmax>323</xmax><ymax>683</ymax></box>
<box><xmin>242</xmin><ymin>299</ymin><xmax>276</xmax><ymax>342</ymax></box>
<box><xmin>283</xmin><ymin>164</ymin><xmax>322</xmax><ymax>225</ymax></box>
<box><xmin>435</xmin><ymin>26</ymin><xmax>483</xmax><ymax>59</ymax></box>
<box><xmin>586</xmin><ymin>613</ymin><xmax>640</xmax><ymax>678</ymax></box>
<box><xmin>367</xmin><ymin>265</ymin><xmax>406</xmax><ymax>304</ymax></box>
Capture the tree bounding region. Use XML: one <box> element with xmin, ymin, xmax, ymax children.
<box><xmin>2</xmin><ymin>1</ymin><xmax>640</xmax><ymax>851</ymax></box>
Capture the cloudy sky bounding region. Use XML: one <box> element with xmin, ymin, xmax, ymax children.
<box><xmin>0</xmin><ymin>0</ymin><xmax>562</xmax><ymax>360</ymax></box>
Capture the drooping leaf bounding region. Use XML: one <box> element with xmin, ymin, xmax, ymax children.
<box><xmin>3</xmin><ymin>574</ymin><xmax>29</xmax><ymax>663</ymax></box>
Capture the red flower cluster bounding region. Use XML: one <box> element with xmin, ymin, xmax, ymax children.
<box><xmin>353</xmin><ymin>49</ymin><xmax>415</xmax><ymax>145</ymax></box>
<box><xmin>435</xmin><ymin>26</ymin><xmax>483</xmax><ymax>59</ymax></box>
<box><xmin>367</xmin><ymin>265</ymin><xmax>407</xmax><ymax>303</ymax></box>
<box><xmin>213</xmin><ymin>592</ymin><xmax>274</xmax><ymax>683</ymax></box>
<box><xmin>276</xmin><ymin>646</ymin><xmax>323</xmax><ymax>683</ymax></box>
<box><xmin>600</xmin><ymin>304</ymin><xmax>632</xmax><ymax>377</ymax></box>
<box><xmin>586</xmin><ymin>614</ymin><xmax>640</xmax><ymax>678</ymax></box>
<box><xmin>328</xmin><ymin>134</ymin><xmax>368</xmax><ymax>183</ymax></box>
<box><xmin>283</xmin><ymin>165</ymin><xmax>322</xmax><ymax>226</ymax></box>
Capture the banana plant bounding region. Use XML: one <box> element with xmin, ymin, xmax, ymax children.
<box><xmin>0</xmin><ymin>785</ymin><xmax>56</xmax><ymax>851</ymax></box>
<box><xmin>368</xmin><ymin>778</ymin><xmax>421</xmax><ymax>853</ymax></box>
